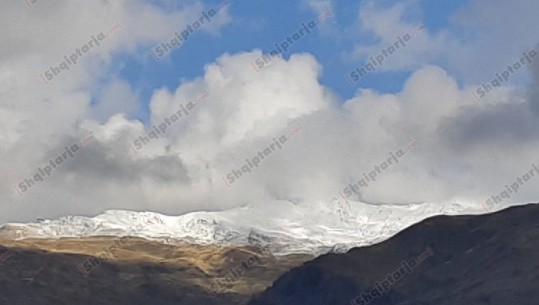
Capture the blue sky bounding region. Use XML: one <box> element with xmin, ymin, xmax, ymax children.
<box><xmin>118</xmin><ymin>0</ymin><xmax>470</xmax><ymax>122</ymax></box>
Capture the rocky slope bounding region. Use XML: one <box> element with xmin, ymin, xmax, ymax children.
<box><xmin>248</xmin><ymin>203</ymin><xmax>539</xmax><ymax>305</ymax></box>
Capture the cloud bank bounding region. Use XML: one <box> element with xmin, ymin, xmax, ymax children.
<box><xmin>1</xmin><ymin>0</ymin><xmax>539</xmax><ymax>223</ymax></box>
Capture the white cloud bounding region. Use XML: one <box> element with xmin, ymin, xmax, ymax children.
<box><xmin>348</xmin><ymin>1</ymin><xmax>459</xmax><ymax>73</ymax></box>
<box><xmin>302</xmin><ymin>0</ymin><xmax>333</xmax><ymax>16</ymax></box>
<box><xmin>347</xmin><ymin>0</ymin><xmax>539</xmax><ymax>86</ymax></box>
<box><xmin>6</xmin><ymin>49</ymin><xmax>539</xmax><ymax>223</ymax></box>
<box><xmin>0</xmin><ymin>0</ymin><xmax>232</xmax><ymax>222</ymax></box>
<box><xmin>1</xmin><ymin>0</ymin><xmax>539</xmax><ymax>224</ymax></box>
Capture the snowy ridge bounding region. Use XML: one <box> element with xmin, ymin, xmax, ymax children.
<box><xmin>0</xmin><ymin>199</ymin><xmax>487</xmax><ymax>255</ymax></box>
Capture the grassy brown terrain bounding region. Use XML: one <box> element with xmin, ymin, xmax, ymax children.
<box><xmin>0</xmin><ymin>237</ymin><xmax>311</xmax><ymax>305</ymax></box>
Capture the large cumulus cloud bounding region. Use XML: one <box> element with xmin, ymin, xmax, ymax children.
<box><xmin>1</xmin><ymin>0</ymin><xmax>539</xmax><ymax>223</ymax></box>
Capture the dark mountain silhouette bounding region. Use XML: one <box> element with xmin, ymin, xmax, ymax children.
<box><xmin>249</xmin><ymin>203</ymin><xmax>539</xmax><ymax>305</ymax></box>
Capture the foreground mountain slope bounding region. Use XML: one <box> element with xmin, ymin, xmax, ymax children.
<box><xmin>248</xmin><ymin>203</ymin><xmax>539</xmax><ymax>305</ymax></box>
<box><xmin>0</xmin><ymin>238</ymin><xmax>310</xmax><ymax>305</ymax></box>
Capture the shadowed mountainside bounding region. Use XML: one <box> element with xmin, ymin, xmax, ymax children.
<box><xmin>249</xmin><ymin>203</ymin><xmax>539</xmax><ymax>305</ymax></box>
<box><xmin>0</xmin><ymin>237</ymin><xmax>311</xmax><ymax>305</ymax></box>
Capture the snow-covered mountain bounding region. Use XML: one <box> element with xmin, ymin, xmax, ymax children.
<box><xmin>0</xmin><ymin>199</ymin><xmax>489</xmax><ymax>256</ymax></box>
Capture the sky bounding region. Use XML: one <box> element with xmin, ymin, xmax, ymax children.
<box><xmin>1</xmin><ymin>0</ymin><xmax>539</xmax><ymax>223</ymax></box>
